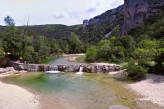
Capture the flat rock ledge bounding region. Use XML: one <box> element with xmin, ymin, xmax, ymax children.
<box><xmin>8</xmin><ymin>61</ymin><xmax>122</xmax><ymax>74</ymax></box>
<box><xmin>109</xmin><ymin>105</ymin><xmax>130</xmax><ymax>109</ymax></box>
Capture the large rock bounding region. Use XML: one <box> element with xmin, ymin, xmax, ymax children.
<box><xmin>0</xmin><ymin>67</ymin><xmax>16</xmax><ymax>74</ymax></box>
<box><xmin>6</xmin><ymin>67</ymin><xmax>15</xmax><ymax>72</ymax></box>
<box><xmin>0</xmin><ymin>68</ymin><xmax>7</xmax><ymax>73</ymax></box>
<box><xmin>18</xmin><ymin>64</ymin><xmax>25</xmax><ymax>71</ymax></box>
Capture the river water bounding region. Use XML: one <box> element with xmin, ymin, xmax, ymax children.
<box><xmin>1</xmin><ymin>56</ymin><xmax>136</xmax><ymax>109</ymax></box>
<box><xmin>48</xmin><ymin>55</ymin><xmax>88</xmax><ymax>66</ymax></box>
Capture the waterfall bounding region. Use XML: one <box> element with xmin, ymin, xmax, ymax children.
<box><xmin>76</xmin><ymin>66</ymin><xmax>84</xmax><ymax>75</ymax></box>
<box><xmin>50</xmin><ymin>66</ymin><xmax>58</xmax><ymax>71</ymax></box>
<box><xmin>46</xmin><ymin>66</ymin><xmax>60</xmax><ymax>74</ymax></box>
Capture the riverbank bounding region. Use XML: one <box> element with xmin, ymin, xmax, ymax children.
<box><xmin>128</xmin><ymin>74</ymin><xmax>164</xmax><ymax>108</ymax></box>
<box><xmin>0</xmin><ymin>74</ymin><xmax>40</xmax><ymax>109</ymax></box>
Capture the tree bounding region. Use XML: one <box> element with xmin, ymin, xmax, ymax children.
<box><xmin>24</xmin><ymin>46</ymin><xmax>37</xmax><ymax>63</ymax></box>
<box><xmin>21</xmin><ymin>16</ymin><xmax>30</xmax><ymax>60</ymax></box>
<box><xmin>85</xmin><ymin>46</ymin><xmax>97</xmax><ymax>62</ymax></box>
<box><xmin>97</xmin><ymin>40</ymin><xmax>111</xmax><ymax>61</ymax></box>
<box><xmin>124</xmin><ymin>61</ymin><xmax>148</xmax><ymax>81</ymax></box>
<box><xmin>68</xmin><ymin>32</ymin><xmax>82</xmax><ymax>53</ymax></box>
<box><xmin>4</xmin><ymin>16</ymin><xmax>15</xmax><ymax>26</ymax></box>
<box><xmin>111</xmin><ymin>35</ymin><xmax>135</xmax><ymax>58</ymax></box>
<box><xmin>133</xmin><ymin>39</ymin><xmax>159</xmax><ymax>64</ymax></box>
<box><xmin>3</xmin><ymin>25</ymin><xmax>22</xmax><ymax>57</ymax></box>
<box><xmin>0</xmin><ymin>41</ymin><xmax>4</xmax><ymax>59</ymax></box>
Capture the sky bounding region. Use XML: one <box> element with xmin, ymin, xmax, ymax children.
<box><xmin>0</xmin><ymin>0</ymin><xmax>124</xmax><ymax>26</ymax></box>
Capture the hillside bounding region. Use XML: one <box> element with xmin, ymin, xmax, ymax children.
<box><xmin>81</xmin><ymin>0</ymin><xmax>164</xmax><ymax>45</ymax></box>
<box><xmin>0</xmin><ymin>24</ymin><xmax>82</xmax><ymax>40</ymax></box>
<box><xmin>80</xmin><ymin>5</ymin><xmax>124</xmax><ymax>45</ymax></box>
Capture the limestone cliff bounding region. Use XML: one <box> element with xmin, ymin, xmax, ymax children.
<box><xmin>83</xmin><ymin>5</ymin><xmax>124</xmax><ymax>27</ymax></box>
<box><xmin>83</xmin><ymin>0</ymin><xmax>164</xmax><ymax>36</ymax></box>
<box><xmin>122</xmin><ymin>0</ymin><xmax>164</xmax><ymax>35</ymax></box>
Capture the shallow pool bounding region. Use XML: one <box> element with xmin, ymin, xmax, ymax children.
<box><xmin>1</xmin><ymin>73</ymin><xmax>136</xmax><ymax>109</ymax></box>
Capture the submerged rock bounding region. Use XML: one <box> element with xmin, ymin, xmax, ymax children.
<box><xmin>109</xmin><ymin>105</ymin><xmax>130</xmax><ymax>109</ymax></box>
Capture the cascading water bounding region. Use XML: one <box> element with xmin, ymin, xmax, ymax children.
<box><xmin>46</xmin><ymin>66</ymin><xmax>60</xmax><ymax>74</ymax></box>
<box><xmin>76</xmin><ymin>66</ymin><xmax>84</xmax><ymax>75</ymax></box>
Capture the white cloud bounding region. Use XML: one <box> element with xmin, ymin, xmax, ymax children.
<box><xmin>0</xmin><ymin>0</ymin><xmax>124</xmax><ymax>26</ymax></box>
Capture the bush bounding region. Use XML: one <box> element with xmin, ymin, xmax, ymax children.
<box><xmin>85</xmin><ymin>46</ymin><xmax>97</xmax><ymax>62</ymax></box>
<box><xmin>124</xmin><ymin>61</ymin><xmax>148</xmax><ymax>81</ymax></box>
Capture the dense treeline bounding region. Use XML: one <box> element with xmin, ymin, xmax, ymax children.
<box><xmin>85</xmin><ymin>13</ymin><xmax>164</xmax><ymax>80</ymax></box>
<box><xmin>18</xmin><ymin>24</ymin><xmax>82</xmax><ymax>40</ymax></box>
<box><xmin>0</xmin><ymin>23</ymin><xmax>81</xmax><ymax>41</ymax></box>
<box><xmin>0</xmin><ymin>16</ymin><xmax>83</xmax><ymax>64</ymax></box>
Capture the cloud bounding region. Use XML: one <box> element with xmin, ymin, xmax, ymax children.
<box><xmin>53</xmin><ymin>15</ymin><xmax>64</xmax><ymax>19</ymax></box>
<box><xmin>0</xmin><ymin>0</ymin><xmax>124</xmax><ymax>25</ymax></box>
<box><xmin>87</xmin><ymin>8</ymin><xmax>97</xmax><ymax>14</ymax></box>
<box><xmin>10</xmin><ymin>0</ymin><xmax>38</xmax><ymax>3</ymax></box>
<box><xmin>96</xmin><ymin>2</ymin><xmax>101</xmax><ymax>6</ymax></box>
<box><xmin>64</xmin><ymin>9</ymin><xmax>82</xmax><ymax>20</ymax></box>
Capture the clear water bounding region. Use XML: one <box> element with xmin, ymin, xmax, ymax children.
<box><xmin>48</xmin><ymin>56</ymin><xmax>88</xmax><ymax>66</ymax></box>
<box><xmin>2</xmin><ymin>73</ymin><xmax>136</xmax><ymax>109</ymax></box>
<box><xmin>1</xmin><ymin>56</ymin><xmax>136</xmax><ymax>109</ymax></box>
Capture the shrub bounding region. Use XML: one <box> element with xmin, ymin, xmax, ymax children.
<box><xmin>124</xmin><ymin>61</ymin><xmax>148</xmax><ymax>81</ymax></box>
<box><xmin>85</xmin><ymin>46</ymin><xmax>97</xmax><ymax>62</ymax></box>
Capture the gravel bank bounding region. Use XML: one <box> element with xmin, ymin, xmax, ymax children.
<box><xmin>128</xmin><ymin>74</ymin><xmax>164</xmax><ymax>107</ymax></box>
<box><xmin>0</xmin><ymin>74</ymin><xmax>40</xmax><ymax>109</ymax></box>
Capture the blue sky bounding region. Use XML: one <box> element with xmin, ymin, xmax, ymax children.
<box><xmin>0</xmin><ymin>0</ymin><xmax>124</xmax><ymax>26</ymax></box>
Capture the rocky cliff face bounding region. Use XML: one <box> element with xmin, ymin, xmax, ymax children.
<box><xmin>83</xmin><ymin>0</ymin><xmax>164</xmax><ymax>35</ymax></box>
<box><xmin>122</xmin><ymin>0</ymin><xmax>164</xmax><ymax>35</ymax></box>
<box><xmin>83</xmin><ymin>5</ymin><xmax>124</xmax><ymax>27</ymax></box>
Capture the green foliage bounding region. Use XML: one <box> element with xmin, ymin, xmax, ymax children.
<box><xmin>20</xmin><ymin>24</ymin><xmax>82</xmax><ymax>41</ymax></box>
<box><xmin>75</xmin><ymin>55</ymin><xmax>85</xmax><ymax>62</ymax></box>
<box><xmin>68</xmin><ymin>32</ymin><xmax>82</xmax><ymax>53</ymax></box>
<box><xmin>97</xmin><ymin>40</ymin><xmax>111</xmax><ymax>61</ymax></box>
<box><xmin>133</xmin><ymin>38</ymin><xmax>163</xmax><ymax>65</ymax></box>
<box><xmin>85</xmin><ymin>36</ymin><xmax>135</xmax><ymax>63</ymax></box>
<box><xmin>4</xmin><ymin>16</ymin><xmax>15</xmax><ymax>26</ymax></box>
<box><xmin>0</xmin><ymin>16</ymin><xmax>65</xmax><ymax>64</ymax></box>
<box><xmin>149</xmin><ymin>40</ymin><xmax>164</xmax><ymax>75</ymax></box>
<box><xmin>129</xmin><ymin>13</ymin><xmax>164</xmax><ymax>39</ymax></box>
<box><xmin>79</xmin><ymin>21</ymin><xmax>121</xmax><ymax>46</ymax></box>
<box><xmin>25</xmin><ymin>35</ymin><xmax>61</xmax><ymax>63</ymax></box>
<box><xmin>124</xmin><ymin>61</ymin><xmax>148</xmax><ymax>81</ymax></box>
<box><xmin>0</xmin><ymin>41</ymin><xmax>4</xmax><ymax>58</ymax></box>
<box><xmin>85</xmin><ymin>46</ymin><xmax>97</xmax><ymax>62</ymax></box>
<box><xmin>78</xmin><ymin>10</ymin><xmax>124</xmax><ymax>46</ymax></box>
<box><xmin>24</xmin><ymin>46</ymin><xmax>37</xmax><ymax>63</ymax></box>
<box><xmin>2</xmin><ymin>26</ymin><xmax>22</xmax><ymax>57</ymax></box>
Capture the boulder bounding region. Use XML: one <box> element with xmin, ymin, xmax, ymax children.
<box><xmin>6</xmin><ymin>67</ymin><xmax>15</xmax><ymax>72</ymax></box>
<box><xmin>0</xmin><ymin>68</ymin><xmax>7</xmax><ymax>73</ymax></box>
<box><xmin>18</xmin><ymin>64</ymin><xmax>25</xmax><ymax>70</ymax></box>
